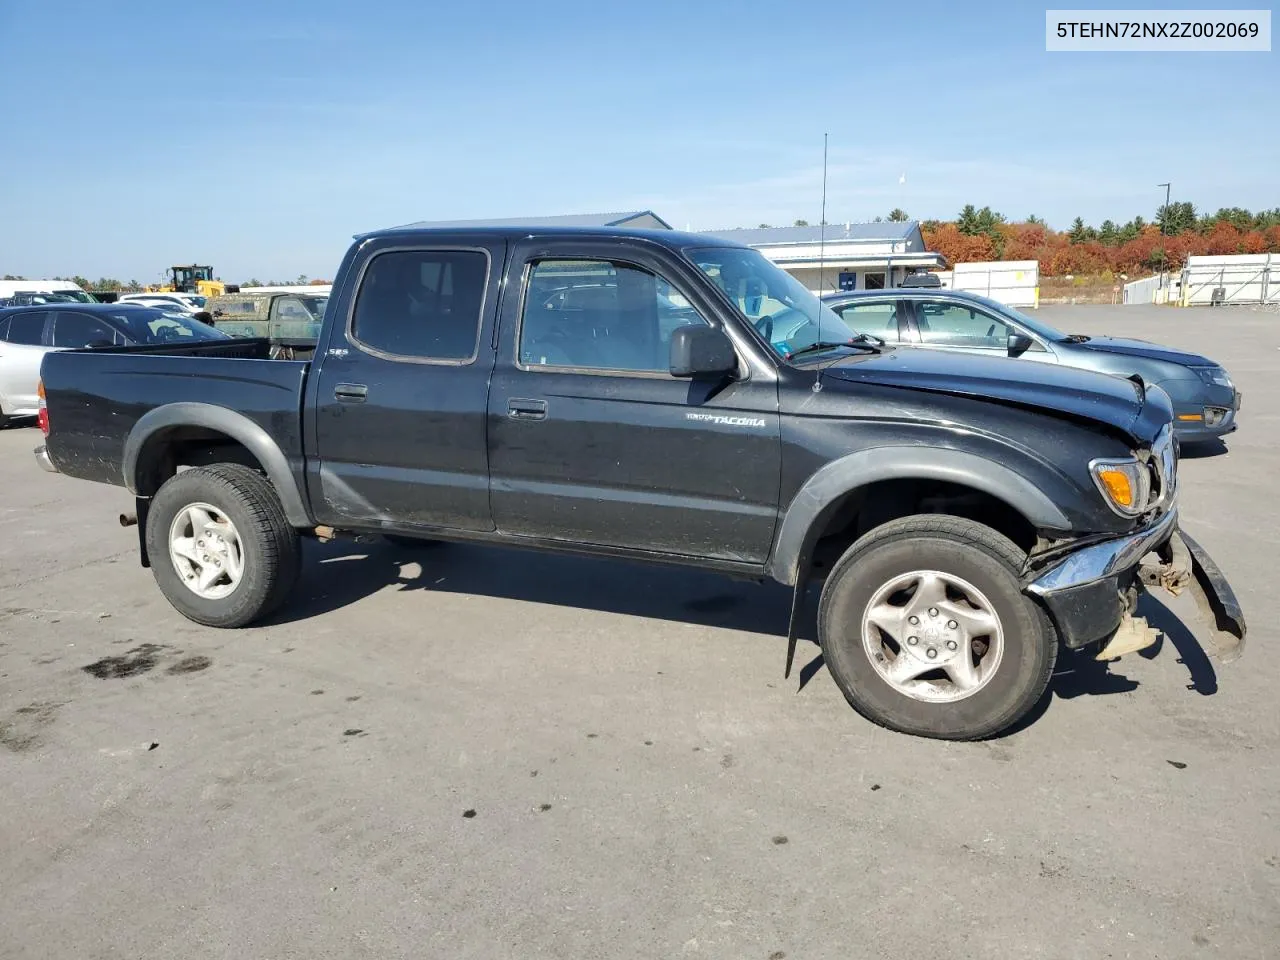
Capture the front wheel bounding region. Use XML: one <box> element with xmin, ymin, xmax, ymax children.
<box><xmin>818</xmin><ymin>515</ymin><xmax>1056</xmax><ymax>740</ymax></box>
<box><xmin>146</xmin><ymin>464</ymin><xmax>301</xmax><ymax>627</ymax></box>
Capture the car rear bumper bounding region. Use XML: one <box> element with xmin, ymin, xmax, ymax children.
<box><xmin>1025</xmin><ymin>509</ymin><xmax>1246</xmax><ymax>658</ymax></box>
<box><xmin>34</xmin><ymin>444</ymin><xmax>57</xmax><ymax>473</ymax></box>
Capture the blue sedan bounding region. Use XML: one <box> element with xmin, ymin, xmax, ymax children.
<box><xmin>820</xmin><ymin>289</ymin><xmax>1240</xmax><ymax>443</ymax></box>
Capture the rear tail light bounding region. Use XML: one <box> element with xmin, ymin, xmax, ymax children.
<box><xmin>37</xmin><ymin>380</ymin><xmax>49</xmax><ymax>436</ymax></box>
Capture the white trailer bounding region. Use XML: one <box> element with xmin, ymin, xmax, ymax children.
<box><xmin>1179</xmin><ymin>254</ymin><xmax>1280</xmax><ymax>306</ymax></box>
<box><xmin>238</xmin><ymin>284</ymin><xmax>333</xmax><ymax>296</ymax></box>
<box><xmin>936</xmin><ymin>261</ymin><xmax>1040</xmax><ymax>307</ymax></box>
<box><xmin>0</xmin><ymin>278</ymin><xmax>93</xmax><ymax>302</ymax></box>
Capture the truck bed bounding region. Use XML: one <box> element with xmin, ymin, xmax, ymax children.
<box><xmin>41</xmin><ymin>339</ymin><xmax>310</xmax><ymax>489</ymax></box>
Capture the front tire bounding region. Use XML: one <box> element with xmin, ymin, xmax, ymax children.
<box><xmin>146</xmin><ymin>464</ymin><xmax>301</xmax><ymax>627</ymax></box>
<box><xmin>818</xmin><ymin>515</ymin><xmax>1056</xmax><ymax>740</ymax></box>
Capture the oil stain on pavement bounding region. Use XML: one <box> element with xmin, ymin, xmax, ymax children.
<box><xmin>81</xmin><ymin>644</ymin><xmax>166</xmax><ymax>679</ymax></box>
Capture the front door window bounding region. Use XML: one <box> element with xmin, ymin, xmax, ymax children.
<box><xmin>915</xmin><ymin>301</ymin><xmax>1013</xmax><ymax>350</ymax></box>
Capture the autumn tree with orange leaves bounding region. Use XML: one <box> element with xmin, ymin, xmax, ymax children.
<box><xmin>921</xmin><ymin>206</ymin><xmax>1280</xmax><ymax>277</ymax></box>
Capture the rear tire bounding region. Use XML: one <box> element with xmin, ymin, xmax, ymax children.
<box><xmin>146</xmin><ymin>464</ymin><xmax>301</xmax><ymax>627</ymax></box>
<box><xmin>818</xmin><ymin>515</ymin><xmax>1056</xmax><ymax>740</ymax></box>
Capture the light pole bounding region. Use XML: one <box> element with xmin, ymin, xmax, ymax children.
<box><xmin>1157</xmin><ymin>182</ymin><xmax>1171</xmax><ymax>288</ymax></box>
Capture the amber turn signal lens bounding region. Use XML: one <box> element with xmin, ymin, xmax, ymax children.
<box><xmin>1096</xmin><ymin>468</ymin><xmax>1135</xmax><ymax>507</ymax></box>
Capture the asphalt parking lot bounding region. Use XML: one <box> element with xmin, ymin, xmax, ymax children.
<box><xmin>1</xmin><ymin>304</ymin><xmax>1277</xmax><ymax>959</ymax></box>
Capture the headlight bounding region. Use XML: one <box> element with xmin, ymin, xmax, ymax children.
<box><xmin>1192</xmin><ymin>365</ymin><xmax>1233</xmax><ymax>388</ymax></box>
<box><xmin>1090</xmin><ymin>456</ymin><xmax>1152</xmax><ymax>517</ymax></box>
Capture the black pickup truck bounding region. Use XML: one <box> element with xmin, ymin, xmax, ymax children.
<box><xmin>35</xmin><ymin>225</ymin><xmax>1245</xmax><ymax>739</ymax></box>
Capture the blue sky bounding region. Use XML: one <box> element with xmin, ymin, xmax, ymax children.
<box><xmin>0</xmin><ymin>0</ymin><xmax>1274</xmax><ymax>281</ymax></box>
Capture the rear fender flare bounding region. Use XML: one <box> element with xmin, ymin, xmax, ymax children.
<box><xmin>767</xmin><ymin>446</ymin><xmax>1071</xmax><ymax>586</ymax></box>
<box><xmin>123</xmin><ymin>402</ymin><xmax>311</xmax><ymax>527</ymax></box>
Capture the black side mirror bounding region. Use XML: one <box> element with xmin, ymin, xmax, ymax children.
<box><xmin>1007</xmin><ymin>332</ymin><xmax>1034</xmax><ymax>357</ymax></box>
<box><xmin>670</xmin><ymin>324</ymin><xmax>737</xmax><ymax>378</ymax></box>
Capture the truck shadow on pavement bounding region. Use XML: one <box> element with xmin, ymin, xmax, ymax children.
<box><xmin>271</xmin><ymin>537</ymin><xmax>802</xmax><ymax>639</ymax></box>
<box><xmin>273</xmin><ymin>538</ymin><xmax>1219</xmax><ymax>725</ymax></box>
<box><xmin>991</xmin><ymin>589</ymin><xmax>1218</xmax><ymax>736</ymax></box>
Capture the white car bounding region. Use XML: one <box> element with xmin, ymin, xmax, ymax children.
<box><xmin>117</xmin><ymin>292</ymin><xmax>206</xmax><ymax>313</ymax></box>
<box><xmin>0</xmin><ymin>279</ymin><xmax>97</xmax><ymax>304</ymax></box>
<box><xmin>0</xmin><ymin>303</ymin><xmax>228</xmax><ymax>423</ymax></box>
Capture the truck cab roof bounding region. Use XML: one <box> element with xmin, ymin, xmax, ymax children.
<box><xmin>355</xmin><ymin>224</ymin><xmax>748</xmax><ymax>251</ymax></box>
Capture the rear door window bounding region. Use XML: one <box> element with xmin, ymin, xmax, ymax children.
<box><xmin>52</xmin><ymin>312</ymin><xmax>124</xmax><ymax>347</ymax></box>
<box><xmin>3</xmin><ymin>311</ymin><xmax>49</xmax><ymax>345</ymax></box>
<box><xmin>830</xmin><ymin>300</ymin><xmax>903</xmax><ymax>342</ymax></box>
<box><xmin>352</xmin><ymin>250</ymin><xmax>489</xmax><ymax>362</ymax></box>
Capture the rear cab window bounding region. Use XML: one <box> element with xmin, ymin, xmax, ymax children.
<box><xmin>351</xmin><ymin>249</ymin><xmax>489</xmax><ymax>362</ymax></box>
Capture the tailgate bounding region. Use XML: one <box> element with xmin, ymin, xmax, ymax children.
<box><xmin>41</xmin><ymin>341</ymin><xmax>308</xmax><ymax>489</ymax></box>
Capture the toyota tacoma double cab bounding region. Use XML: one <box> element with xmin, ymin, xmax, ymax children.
<box><xmin>34</xmin><ymin>224</ymin><xmax>1246</xmax><ymax>739</ymax></box>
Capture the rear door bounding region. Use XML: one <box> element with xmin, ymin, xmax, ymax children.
<box><xmin>905</xmin><ymin>297</ymin><xmax>1055</xmax><ymax>363</ymax></box>
<box><xmin>0</xmin><ymin>311</ymin><xmax>52</xmax><ymax>416</ymax></box>
<box><xmin>486</xmin><ymin>238</ymin><xmax>781</xmax><ymax>563</ymax></box>
<box><xmin>309</xmin><ymin>237</ymin><xmax>504</xmax><ymax>531</ymax></box>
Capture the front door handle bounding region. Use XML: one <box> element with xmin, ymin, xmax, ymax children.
<box><xmin>334</xmin><ymin>382</ymin><xmax>368</xmax><ymax>402</ymax></box>
<box><xmin>507</xmin><ymin>398</ymin><xmax>547</xmax><ymax>421</ymax></box>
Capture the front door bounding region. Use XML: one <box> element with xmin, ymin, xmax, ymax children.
<box><xmin>309</xmin><ymin>238</ymin><xmax>504</xmax><ymax>532</ymax></box>
<box><xmin>487</xmin><ymin>239</ymin><xmax>782</xmax><ymax>564</ymax></box>
<box><xmin>905</xmin><ymin>298</ymin><xmax>1056</xmax><ymax>364</ymax></box>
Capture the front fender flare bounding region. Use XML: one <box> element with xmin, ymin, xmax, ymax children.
<box><xmin>123</xmin><ymin>402</ymin><xmax>312</xmax><ymax>527</ymax></box>
<box><xmin>766</xmin><ymin>446</ymin><xmax>1071</xmax><ymax>586</ymax></box>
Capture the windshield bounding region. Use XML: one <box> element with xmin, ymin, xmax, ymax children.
<box><xmin>685</xmin><ymin>247</ymin><xmax>859</xmax><ymax>358</ymax></box>
<box><xmin>967</xmin><ymin>293</ymin><xmax>1069</xmax><ymax>341</ymax></box>
<box><xmin>109</xmin><ymin>308</ymin><xmax>229</xmax><ymax>343</ymax></box>
<box><xmin>57</xmin><ymin>290</ymin><xmax>97</xmax><ymax>303</ymax></box>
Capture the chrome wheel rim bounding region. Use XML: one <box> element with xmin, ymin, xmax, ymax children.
<box><xmin>168</xmin><ymin>502</ymin><xmax>244</xmax><ymax>600</ymax></box>
<box><xmin>861</xmin><ymin>570</ymin><xmax>1005</xmax><ymax>703</ymax></box>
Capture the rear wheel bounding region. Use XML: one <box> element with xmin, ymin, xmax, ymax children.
<box><xmin>818</xmin><ymin>515</ymin><xmax>1056</xmax><ymax>740</ymax></box>
<box><xmin>146</xmin><ymin>464</ymin><xmax>301</xmax><ymax>627</ymax></box>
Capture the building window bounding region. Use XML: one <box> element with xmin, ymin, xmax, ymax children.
<box><xmin>864</xmin><ymin>273</ymin><xmax>886</xmax><ymax>290</ymax></box>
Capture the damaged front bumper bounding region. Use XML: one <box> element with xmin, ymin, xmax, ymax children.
<box><xmin>1024</xmin><ymin>508</ymin><xmax>1246</xmax><ymax>661</ymax></box>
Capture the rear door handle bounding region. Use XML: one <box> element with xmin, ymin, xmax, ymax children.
<box><xmin>507</xmin><ymin>398</ymin><xmax>547</xmax><ymax>421</ymax></box>
<box><xmin>334</xmin><ymin>383</ymin><xmax>368</xmax><ymax>402</ymax></box>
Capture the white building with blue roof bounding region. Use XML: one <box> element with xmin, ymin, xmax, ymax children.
<box><xmin>701</xmin><ymin>222</ymin><xmax>947</xmax><ymax>294</ymax></box>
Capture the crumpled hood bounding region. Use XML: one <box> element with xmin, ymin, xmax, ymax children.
<box><xmin>1068</xmin><ymin>335</ymin><xmax>1215</xmax><ymax>367</ymax></box>
<box><xmin>821</xmin><ymin>348</ymin><xmax>1171</xmax><ymax>443</ymax></box>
